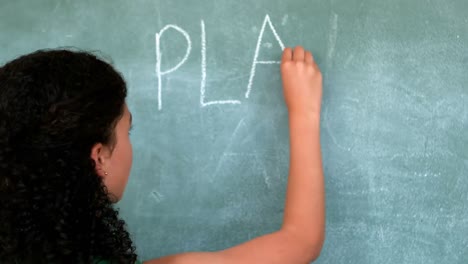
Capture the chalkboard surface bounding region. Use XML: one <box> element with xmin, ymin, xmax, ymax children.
<box><xmin>1</xmin><ymin>0</ymin><xmax>467</xmax><ymax>263</ymax></box>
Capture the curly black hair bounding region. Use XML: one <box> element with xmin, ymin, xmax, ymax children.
<box><xmin>0</xmin><ymin>49</ymin><xmax>137</xmax><ymax>263</ymax></box>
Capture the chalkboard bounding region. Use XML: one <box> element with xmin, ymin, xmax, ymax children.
<box><xmin>1</xmin><ymin>0</ymin><xmax>467</xmax><ymax>263</ymax></box>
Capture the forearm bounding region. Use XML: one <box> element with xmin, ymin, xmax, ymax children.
<box><xmin>282</xmin><ymin>113</ymin><xmax>325</xmax><ymax>254</ymax></box>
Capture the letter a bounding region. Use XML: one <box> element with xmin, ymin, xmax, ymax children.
<box><xmin>245</xmin><ymin>15</ymin><xmax>285</xmax><ymax>99</ymax></box>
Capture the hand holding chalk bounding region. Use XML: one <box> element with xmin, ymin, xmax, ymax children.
<box><xmin>280</xmin><ymin>46</ymin><xmax>323</xmax><ymax>118</ymax></box>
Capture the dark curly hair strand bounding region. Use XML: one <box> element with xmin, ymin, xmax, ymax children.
<box><xmin>0</xmin><ymin>49</ymin><xmax>137</xmax><ymax>263</ymax></box>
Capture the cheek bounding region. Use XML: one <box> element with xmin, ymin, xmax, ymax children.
<box><xmin>121</xmin><ymin>139</ymin><xmax>133</xmax><ymax>181</ymax></box>
<box><xmin>116</xmin><ymin>140</ymin><xmax>132</xmax><ymax>199</ymax></box>
<box><xmin>127</xmin><ymin>141</ymin><xmax>133</xmax><ymax>169</ymax></box>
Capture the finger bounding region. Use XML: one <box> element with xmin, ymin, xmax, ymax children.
<box><xmin>292</xmin><ymin>46</ymin><xmax>305</xmax><ymax>61</ymax></box>
<box><xmin>282</xmin><ymin>47</ymin><xmax>293</xmax><ymax>63</ymax></box>
<box><xmin>305</xmin><ymin>51</ymin><xmax>314</xmax><ymax>64</ymax></box>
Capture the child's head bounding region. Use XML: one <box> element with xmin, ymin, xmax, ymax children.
<box><xmin>0</xmin><ymin>49</ymin><xmax>136</xmax><ymax>262</ymax></box>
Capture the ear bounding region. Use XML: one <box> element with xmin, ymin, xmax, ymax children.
<box><xmin>90</xmin><ymin>142</ymin><xmax>109</xmax><ymax>178</ymax></box>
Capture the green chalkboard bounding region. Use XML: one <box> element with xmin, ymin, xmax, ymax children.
<box><xmin>1</xmin><ymin>0</ymin><xmax>467</xmax><ymax>263</ymax></box>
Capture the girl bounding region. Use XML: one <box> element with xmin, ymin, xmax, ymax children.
<box><xmin>0</xmin><ymin>46</ymin><xmax>324</xmax><ymax>263</ymax></box>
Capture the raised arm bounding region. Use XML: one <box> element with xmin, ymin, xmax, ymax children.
<box><xmin>145</xmin><ymin>46</ymin><xmax>325</xmax><ymax>264</ymax></box>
